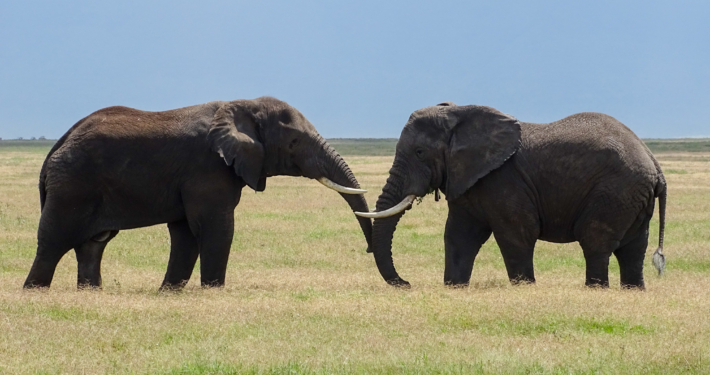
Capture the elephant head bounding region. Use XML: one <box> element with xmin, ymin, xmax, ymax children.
<box><xmin>209</xmin><ymin>97</ymin><xmax>372</xmax><ymax>251</ymax></box>
<box><xmin>356</xmin><ymin>102</ymin><xmax>521</xmax><ymax>285</ymax></box>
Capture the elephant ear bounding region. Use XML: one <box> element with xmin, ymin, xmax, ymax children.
<box><xmin>444</xmin><ymin>105</ymin><xmax>521</xmax><ymax>200</ymax></box>
<box><xmin>208</xmin><ymin>101</ymin><xmax>267</xmax><ymax>192</ymax></box>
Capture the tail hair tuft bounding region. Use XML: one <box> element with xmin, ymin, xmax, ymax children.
<box><xmin>652</xmin><ymin>247</ymin><xmax>665</xmax><ymax>276</ymax></box>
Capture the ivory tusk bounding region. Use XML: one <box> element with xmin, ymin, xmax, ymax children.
<box><xmin>354</xmin><ymin>195</ymin><xmax>416</xmax><ymax>218</ymax></box>
<box><xmin>317</xmin><ymin>177</ymin><xmax>367</xmax><ymax>194</ymax></box>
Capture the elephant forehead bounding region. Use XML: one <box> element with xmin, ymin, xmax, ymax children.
<box><xmin>272</xmin><ymin>107</ymin><xmax>316</xmax><ymax>132</ymax></box>
<box><xmin>400</xmin><ymin>121</ymin><xmax>447</xmax><ymax>147</ymax></box>
<box><xmin>410</xmin><ymin>106</ymin><xmax>442</xmax><ymax>120</ymax></box>
<box><xmin>406</xmin><ymin>110</ymin><xmax>447</xmax><ymax>134</ymax></box>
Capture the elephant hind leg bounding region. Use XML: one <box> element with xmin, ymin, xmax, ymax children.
<box><xmin>24</xmin><ymin>247</ymin><xmax>69</xmax><ymax>288</ymax></box>
<box><xmin>575</xmin><ymin>194</ymin><xmax>645</xmax><ymax>288</ymax></box>
<box><xmin>24</xmin><ymin>220</ymin><xmax>77</xmax><ymax>288</ymax></box>
<box><xmin>578</xmin><ymin>224</ymin><xmax>619</xmax><ymax>288</ymax></box>
<box><xmin>160</xmin><ymin>219</ymin><xmax>200</xmax><ymax>290</ymax></box>
<box><xmin>26</xmin><ymin>191</ymin><xmax>109</xmax><ymax>289</ymax></box>
<box><xmin>614</xmin><ymin>217</ymin><xmax>651</xmax><ymax>289</ymax></box>
<box><xmin>76</xmin><ymin>230</ymin><xmax>119</xmax><ymax>289</ymax></box>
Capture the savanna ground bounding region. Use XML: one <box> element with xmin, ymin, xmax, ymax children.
<box><xmin>0</xmin><ymin>139</ymin><xmax>709</xmax><ymax>374</ymax></box>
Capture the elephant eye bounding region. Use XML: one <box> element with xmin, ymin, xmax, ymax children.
<box><xmin>415</xmin><ymin>149</ymin><xmax>425</xmax><ymax>159</ymax></box>
<box><xmin>289</xmin><ymin>138</ymin><xmax>299</xmax><ymax>150</ymax></box>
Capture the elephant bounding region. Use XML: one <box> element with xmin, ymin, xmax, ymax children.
<box><xmin>24</xmin><ymin>96</ymin><xmax>372</xmax><ymax>289</ymax></box>
<box><xmin>357</xmin><ymin>102</ymin><xmax>666</xmax><ymax>289</ymax></box>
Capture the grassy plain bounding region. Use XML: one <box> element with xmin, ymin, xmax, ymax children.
<box><xmin>0</xmin><ymin>140</ymin><xmax>709</xmax><ymax>374</ymax></box>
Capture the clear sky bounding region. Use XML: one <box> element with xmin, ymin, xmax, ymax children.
<box><xmin>1</xmin><ymin>1</ymin><xmax>708</xmax><ymax>139</ymax></box>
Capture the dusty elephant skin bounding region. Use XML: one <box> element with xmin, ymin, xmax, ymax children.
<box><xmin>24</xmin><ymin>97</ymin><xmax>372</xmax><ymax>290</ymax></box>
<box><xmin>359</xmin><ymin>102</ymin><xmax>666</xmax><ymax>289</ymax></box>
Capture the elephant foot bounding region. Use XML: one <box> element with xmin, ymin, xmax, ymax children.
<box><xmin>444</xmin><ymin>280</ymin><xmax>469</xmax><ymax>288</ymax></box>
<box><xmin>386</xmin><ymin>277</ymin><xmax>410</xmax><ymax>288</ymax></box>
<box><xmin>584</xmin><ymin>279</ymin><xmax>610</xmax><ymax>288</ymax></box>
<box><xmin>509</xmin><ymin>276</ymin><xmax>535</xmax><ymax>286</ymax></box>
<box><xmin>620</xmin><ymin>283</ymin><xmax>645</xmax><ymax>291</ymax></box>
<box><xmin>23</xmin><ymin>282</ymin><xmax>51</xmax><ymax>290</ymax></box>
<box><xmin>200</xmin><ymin>281</ymin><xmax>226</xmax><ymax>289</ymax></box>
<box><xmin>77</xmin><ymin>283</ymin><xmax>102</xmax><ymax>291</ymax></box>
<box><xmin>159</xmin><ymin>280</ymin><xmax>189</xmax><ymax>292</ymax></box>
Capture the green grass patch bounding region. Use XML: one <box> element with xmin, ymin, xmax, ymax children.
<box><xmin>328</xmin><ymin>138</ymin><xmax>398</xmax><ymax>156</ymax></box>
<box><xmin>40</xmin><ymin>305</ymin><xmax>102</xmax><ymax>321</ymax></box>
<box><xmin>668</xmin><ymin>258</ymin><xmax>710</xmax><ymax>272</ymax></box>
<box><xmin>439</xmin><ymin>315</ymin><xmax>652</xmax><ymax>336</ymax></box>
<box><xmin>0</xmin><ymin>139</ymin><xmax>55</xmax><ymax>153</ymax></box>
<box><xmin>1</xmin><ymin>303</ymin><xmax>103</xmax><ymax>321</ymax></box>
<box><xmin>644</xmin><ymin>138</ymin><xmax>710</xmax><ymax>153</ymax></box>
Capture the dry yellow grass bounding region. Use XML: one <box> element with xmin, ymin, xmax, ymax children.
<box><xmin>0</xmin><ymin>148</ymin><xmax>708</xmax><ymax>374</ymax></box>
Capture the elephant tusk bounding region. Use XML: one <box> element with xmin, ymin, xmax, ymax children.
<box><xmin>354</xmin><ymin>195</ymin><xmax>416</xmax><ymax>218</ymax></box>
<box><xmin>317</xmin><ymin>177</ymin><xmax>367</xmax><ymax>194</ymax></box>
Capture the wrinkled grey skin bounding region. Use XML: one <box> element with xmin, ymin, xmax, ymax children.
<box><xmin>24</xmin><ymin>97</ymin><xmax>372</xmax><ymax>290</ymax></box>
<box><xmin>371</xmin><ymin>102</ymin><xmax>666</xmax><ymax>289</ymax></box>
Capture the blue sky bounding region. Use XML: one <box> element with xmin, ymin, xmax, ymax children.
<box><xmin>1</xmin><ymin>1</ymin><xmax>708</xmax><ymax>139</ymax></box>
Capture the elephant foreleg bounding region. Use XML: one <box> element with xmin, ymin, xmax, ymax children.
<box><xmin>193</xmin><ymin>212</ymin><xmax>234</xmax><ymax>288</ymax></box>
<box><xmin>493</xmin><ymin>233</ymin><xmax>538</xmax><ymax>285</ymax></box>
<box><xmin>444</xmin><ymin>204</ymin><xmax>492</xmax><ymax>286</ymax></box>
<box><xmin>161</xmin><ymin>219</ymin><xmax>200</xmax><ymax>290</ymax></box>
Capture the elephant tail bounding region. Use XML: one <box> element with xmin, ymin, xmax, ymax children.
<box><xmin>39</xmin><ymin>165</ymin><xmax>47</xmax><ymax>211</ymax></box>
<box><xmin>652</xmin><ymin>176</ymin><xmax>667</xmax><ymax>276</ymax></box>
<box><xmin>39</xmin><ymin>141</ymin><xmax>62</xmax><ymax>212</ymax></box>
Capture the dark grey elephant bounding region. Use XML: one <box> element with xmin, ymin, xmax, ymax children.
<box><xmin>25</xmin><ymin>97</ymin><xmax>372</xmax><ymax>289</ymax></box>
<box><xmin>358</xmin><ymin>102</ymin><xmax>666</xmax><ymax>289</ymax></box>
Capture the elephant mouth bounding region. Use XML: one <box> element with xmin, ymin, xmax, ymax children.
<box><xmin>354</xmin><ymin>195</ymin><xmax>416</xmax><ymax>218</ymax></box>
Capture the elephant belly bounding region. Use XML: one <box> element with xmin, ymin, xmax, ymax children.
<box><xmin>538</xmin><ymin>225</ymin><xmax>576</xmax><ymax>244</ymax></box>
<box><xmin>537</xmin><ymin>198</ymin><xmax>579</xmax><ymax>243</ymax></box>
<box><xmin>99</xmin><ymin>189</ymin><xmax>186</xmax><ymax>230</ymax></box>
<box><xmin>538</xmin><ymin>207</ymin><xmax>581</xmax><ymax>243</ymax></box>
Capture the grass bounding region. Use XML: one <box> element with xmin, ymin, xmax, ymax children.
<box><xmin>644</xmin><ymin>138</ymin><xmax>710</xmax><ymax>153</ymax></box>
<box><xmin>328</xmin><ymin>138</ymin><xmax>398</xmax><ymax>156</ymax></box>
<box><xmin>0</xmin><ymin>141</ymin><xmax>709</xmax><ymax>374</ymax></box>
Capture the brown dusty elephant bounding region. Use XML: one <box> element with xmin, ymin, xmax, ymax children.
<box><xmin>25</xmin><ymin>97</ymin><xmax>372</xmax><ymax>290</ymax></box>
<box><xmin>358</xmin><ymin>102</ymin><xmax>666</xmax><ymax>289</ymax></box>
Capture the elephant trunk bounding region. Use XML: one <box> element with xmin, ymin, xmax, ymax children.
<box><xmin>370</xmin><ymin>167</ymin><xmax>410</xmax><ymax>286</ymax></box>
<box><xmin>316</xmin><ymin>136</ymin><xmax>373</xmax><ymax>252</ymax></box>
